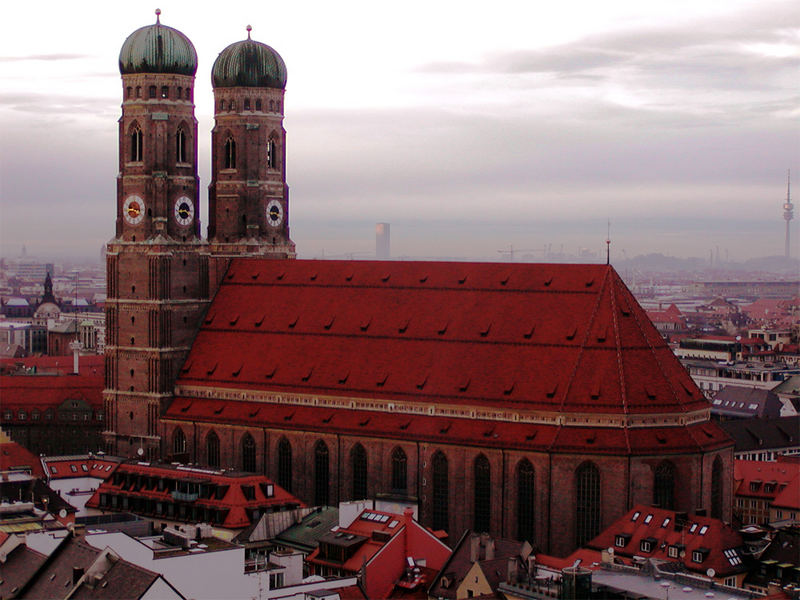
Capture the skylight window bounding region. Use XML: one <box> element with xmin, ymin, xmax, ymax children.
<box><xmin>643</xmin><ymin>514</ymin><xmax>653</xmax><ymax>524</ymax></box>
<box><xmin>82</xmin><ymin>465</ymin><xmax>88</xmax><ymax>472</ymax></box>
<box><xmin>724</xmin><ymin>549</ymin><xmax>742</xmax><ymax>566</ymax></box>
<box><xmin>70</xmin><ymin>465</ymin><xmax>78</xmax><ymax>472</ymax></box>
<box><xmin>748</xmin><ymin>404</ymin><xmax>758</xmax><ymax>410</ymax></box>
<box><xmin>689</xmin><ymin>523</ymin><xmax>698</xmax><ymax>533</ymax></box>
<box><xmin>631</xmin><ymin>511</ymin><xmax>641</xmax><ymax>521</ymax></box>
<box><xmin>661</xmin><ymin>518</ymin><xmax>671</xmax><ymax>528</ymax></box>
<box><xmin>699</xmin><ymin>526</ymin><xmax>708</xmax><ymax>535</ymax></box>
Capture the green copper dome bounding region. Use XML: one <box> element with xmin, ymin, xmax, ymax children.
<box><xmin>212</xmin><ymin>28</ymin><xmax>287</xmax><ymax>89</ymax></box>
<box><xmin>119</xmin><ymin>10</ymin><xmax>197</xmax><ymax>76</ymax></box>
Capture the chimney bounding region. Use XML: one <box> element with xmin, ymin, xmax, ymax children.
<box><xmin>485</xmin><ymin>538</ymin><xmax>495</xmax><ymax>560</ymax></box>
<box><xmin>72</xmin><ymin>567</ymin><xmax>85</xmax><ymax>585</ymax></box>
<box><xmin>469</xmin><ymin>534</ymin><xmax>480</xmax><ymax>562</ymax></box>
<box><xmin>507</xmin><ymin>557</ymin><xmax>517</xmax><ymax>584</ymax></box>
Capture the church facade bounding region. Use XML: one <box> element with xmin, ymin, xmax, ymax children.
<box><xmin>104</xmin><ymin>14</ymin><xmax>733</xmax><ymax>557</ymax></box>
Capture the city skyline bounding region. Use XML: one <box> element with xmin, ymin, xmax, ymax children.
<box><xmin>0</xmin><ymin>0</ymin><xmax>798</xmax><ymax>261</ymax></box>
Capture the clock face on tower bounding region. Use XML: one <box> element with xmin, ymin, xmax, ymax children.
<box><xmin>174</xmin><ymin>196</ymin><xmax>195</xmax><ymax>226</ymax></box>
<box><xmin>123</xmin><ymin>195</ymin><xmax>145</xmax><ymax>225</ymax></box>
<box><xmin>266</xmin><ymin>200</ymin><xmax>283</xmax><ymax>227</ymax></box>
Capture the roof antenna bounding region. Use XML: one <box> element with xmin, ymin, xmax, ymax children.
<box><xmin>246</xmin><ymin>24</ymin><xmax>252</xmax><ymax>40</ymax></box>
<box><xmin>605</xmin><ymin>219</ymin><xmax>611</xmax><ymax>266</ymax></box>
<box><xmin>155</xmin><ymin>8</ymin><xmax>161</xmax><ymax>24</ymax></box>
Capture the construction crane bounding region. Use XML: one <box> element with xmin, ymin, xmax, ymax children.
<box><xmin>497</xmin><ymin>245</ymin><xmax>546</xmax><ymax>262</ymax></box>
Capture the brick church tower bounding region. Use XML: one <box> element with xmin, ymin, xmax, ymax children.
<box><xmin>104</xmin><ymin>12</ymin><xmax>210</xmax><ymax>458</ymax></box>
<box><xmin>207</xmin><ymin>26</ymin><xmax>295</xmax><ymax>288</ymax></box>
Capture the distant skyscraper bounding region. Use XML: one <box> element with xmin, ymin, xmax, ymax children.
<box><xmin>783</xmin><ymin>171</ymin><xmax>794</xmax><ymax>259</ymax></box>
<box><xmin>376</xmin><ymin>222</ymin><xmax>390</xmax><ymax>259</ymax></box>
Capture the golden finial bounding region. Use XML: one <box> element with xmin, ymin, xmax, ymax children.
<box><xmin>155</xmin><ymin>8</ymin><xmax>161</xmax><ymax>24</ymax></box>
<box><xmin>246</xmin><ymin>24</ymin><xmax>252</xmax><ymax>39</ymax></box>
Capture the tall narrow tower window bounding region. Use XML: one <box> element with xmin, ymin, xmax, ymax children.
<box><xmin>244</xmin><ymin>98</ymin><xmax>251</xmax><ymax>110</ymax></box>
<box><xmin>149</xmin><ymin>85</ymin><xmax>156</xmax><ymax>98</ymax></box>
<box><xmin>391</xmin><ymin>447</ymin><xmax>407</xmax><ymax>494</ymax></box>
<box><xmin>277</xmin><ymin>437</ymin><xmax>292</xmax><ymax>492</ymax></box>
<box><xmin>241</xmin><ymin>433</ymin><xmax>256</xmax><ymax>472</ymax></box>
<box><xmin>267</xmin><ymin>139</ymin><xmax>277</xmax><ymax>169</ymax></box>
<box><xmin>314</xmin><ymin>440</ymin><xmax>330</xmax><ymax>506</ymax></box>
<box><xmin>432</xmin><ymin>451</ymin><xmax>449</xmax><ymax>532</ymax></box>
<box><xmin>176</xmin><ymin>128</ymin><xmax>187</xmax><ymax>163</ymax></box>
<box><xmin>351</xmin><ymin>443</ymin><xmax>367</xmax><ymax>500</ymax></box>
<box><xmin>224</xmin><ymin>137</ymin><xmax>237</xmax><ymax>169</ymax></box>
<box><xmin>255</xmin><ymin>99</ymin><xmax>262</xmax><ymax>111</ymax></box>
<box><xmin>130</xmin><ymin>125</ymin><xmax>143</xmax><ymax>162</ymax></box>
<box><xmin>517</xmin><ymin>459</ymin><xmax>535</xmax><ymax>543</ymax></box>
<box><xmin>711</xmin><ymin>456</ymin><xmax>723</xmax><ymax>519</ymax></box>
<box><xmin>654</xmin><ymin>460</ymin><xmax>676</xmax><ymax>510</ymax></box>
<box><xmin>161</xmin><ymin>86</ymin><xmax>169</xmax><ymax>99</ymax></box>
<box><xmin>474</xmin><ymin>454</ymin><xmax>491</xmax><ymax>533</ymax></box>
<box><xmin>206</xmin><ymin>431</ymin><xmax>220</xmax><ymax>468</ymax></box>
<box><xmin>575</xmin><ymin>461</ymin><xmax>601</xmax><ymax>546</ymax></box>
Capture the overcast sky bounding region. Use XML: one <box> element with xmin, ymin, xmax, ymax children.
<box><xmin>0</xmin><ymin>0</ymin><xmax>798</xmax><ymax>262</ymax></box>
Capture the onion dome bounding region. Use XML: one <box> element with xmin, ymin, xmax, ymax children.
<box><xmin>212</xmin><ymin>26</ymin><xmax>287</xmax><ymax>89</ymax></box>
<box><xmin>119</xmin><ymin>9</ymin><xmax>198</xmax><ymax>76</ymax></box>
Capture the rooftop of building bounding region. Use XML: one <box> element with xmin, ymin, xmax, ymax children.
<box><xmin>719</xmin><ymin>416</ymin><xmax>800</xmax><ymax>453</ymax></box>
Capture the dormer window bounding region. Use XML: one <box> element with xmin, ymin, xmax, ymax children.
<box><xmin>750</xmin><ymin>481</ymin><xmax>762</xmax><ymax>492</ymax></box>
<box><xmin>640</xmin><ymin>537</ymin><xmax>656</xmax><ymax>553</ymax></box>
<box><xmin>692</xmin><ymin>548</ymin><xmax>710</xmax><ymax>563</ymax></box>
<box><xmin>615</xmin><ymin>534</ymin><xmax>631</xmax><ymax>548</ymax></box>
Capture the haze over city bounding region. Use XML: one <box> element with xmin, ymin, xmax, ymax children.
<box><xmin>0</xmin><ymin>0</ymin><xmax>797</xmax><ymax>261</ymax></box>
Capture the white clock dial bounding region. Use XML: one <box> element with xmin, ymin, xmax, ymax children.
<box><xmin>123</xmin><ymin>195</ymin><xmax>145</xmax><ymax>225</ymax></box>
<box><xmin>174</xmin><ymin>196</ymin><xmax>195</xmax><ymax>226</ymax></box>
<box><xmin>266</xmin><ymin>199</ymin><xmax>284</xmax><ymax>227</ymax></box>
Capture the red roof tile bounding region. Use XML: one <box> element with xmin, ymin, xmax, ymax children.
<box><xmin>585</xmin><ymin>505</ymin><xmax>746</xmax><ymax>577</ymax></box>
<box><xmin>0</xmin><ymin>370</ymin><xmax>104</xmax><ymax>414</ymax></box>
<box><xmin>174</xmin><ymin>260</ymin><xmax>709</xmax><ymax>417</ymax></box>
<box><xmin>42</xmin><ymin>456</ymin><xmax>120</xmax><ymax>480</ymax></box>
<box><xmin>0</xmin><ymin>439</ymin><xmax>44</xmax><ymax>477</ymax></box>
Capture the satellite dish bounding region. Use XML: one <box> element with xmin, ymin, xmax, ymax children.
<box><xmin>679</xmin><ymin>551</ymin><xmax>686</xmax><ymax>558</ymax></box>
<box><xmin>58</xmin><ymin>509</ymin><xmax>68</xmax><ymax>518</ymax></box>
<box><xmin>706</xmin><ymin>568</ymin><xmax>716</xmax><ymax>578</ymax></box>
<box><xmin>607</xmin><ymin>547</ymin><xmax>614</xmax><ymax>555</ymax></box>
<box><xmin>137</xmin><ymin>447</ymin><xmax>144</xmax><ymax>457</ymax></box>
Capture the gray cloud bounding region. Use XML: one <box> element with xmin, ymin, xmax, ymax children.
<box><xmin>0</xmin><ymin>53</ymin><xmax>90</xmax><ymax>62</ymax></box>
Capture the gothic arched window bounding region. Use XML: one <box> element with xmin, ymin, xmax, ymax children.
<box><xmin>255</xmin><ymin>99</ymin><xmax>262</xmax><ymax>111</ymax></box>
<box><xmin>517</xmin><ymin>459</ymin><xmax>535</xmax><ymax>543</ymax></box>
<box><xmin>351</xmin><ymin>443</ymin><xmax>367</xmax><ymax>500</ymax></box>
<box><xmin>654</xmin><ymin>460</ymin><xmax>676</xmax><ymax>510</ymax></box>
<box><xmin>267</xmin><ymin>139</ymin><xmax>277</xmax><ymax>169</ymax></box>
<box><xmin>432</xmin><ymin>451</ymin><xmax>449</xmax><ymax>532</ymax></box>
<box><xmin>391</xmin><ymin>447</ymin><xmax>407</xmax><ymax>494</ymax></box>
<box><xmin>711</xmin><ymin>456</ymin><xmax>723</xmax><ymax>519</ymax></box>
<box><xmin>277</xmin><ymin>437</ymin><xmax>292</xmax><ymax>492</ymax></box>
<box><xmin>172</xmin><ymin>428</ymin><xmax>186</xmax><ymax>456</ymax></box>
<box><xmin>148</xmin><ymin>85</ymin><xmax>156</xmax><ymax>98</ymax></box>
<box><xmin>224</xmin><ymin>137</ymin><xmax>236</xmax><ymax>169</ymax></box>
<box><xmin>176</xmin><ymin>127</ymin><xmax>187</xmax><ymax>163</ymax></box>
<box><xmin>575</xmin><ymin>461</ymin><xmax>601</xmax><ymax>546</ymax></box>
<box><xmin>314</xmin><ymin>440</ymin><xmax>330</xmax><ymax>506</ymax></box>
<box><xmin>474</xmin><ymin>454</ymin><xmax>491</xmax><ymax>533</ymax></box>
<box><xmin>244</xmin><ymin>98</ymin><xmax>251</xmax><ymax>111</ymax></box>
<box><xmin>242</xmin><ymin>433</ymin><xmax>256</xmax><ymax>472</ymax></box>
<box><xmin>206</xmin><ymin>431</ymin><xmax>220</xmax><ymax>468</ymax></box>
<box><xmin>130</xmin><ymin>125</ymin><xmax>143</xmax><ymax>162</ymax></box>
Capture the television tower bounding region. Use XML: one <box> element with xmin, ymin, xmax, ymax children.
<box><xmin>784</xmin><ymin>170</ymin><xmax>794</xmax><ymax>259</ymax></box>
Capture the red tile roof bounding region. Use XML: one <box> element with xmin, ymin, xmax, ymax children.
<box><xmin>0</xmin><ymin>355</ymin><xmax>103</xmax><ymax>376</ymax></box>
<box><xmin>0</xmin><ymin>369</ymin><xmax>103</xmax><ymax>414</ymax></box>
<box><xmin>585</xmin><ymin>505</ymin><xmax>746</xmax><ymax>577</ymax></box>
<box><xmin>0</xmin><ymin>438</ymin><xmax>44</xmax><ymax>477</ymax></box>
<box><xmin>165</xmin><ymin>397</ymin><xmax>731</xmax><ymax>454</ymax></box>
<box><xmin>86</xmin><ymin>461</ymin><xmax>303</xmax><ymax>529</ymax></box>
<box><xmin>734</xmin><ymin>460</ymin><xmax>800</xmax><ymax>502</ymax></box>
<box><xmin>174</xmin><ymin>260</ymin><xmax>711</xmax><ymax>418</ymax></box>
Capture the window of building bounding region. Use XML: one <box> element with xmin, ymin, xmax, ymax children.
<box><xmin>314</xmin><ymin>440</ymin><xmax>329</xmax><ymax>506</ymax></box>
<box><xmin>640</xmin><ymin>539</ymin><xmax>654</xmax><ymax>553</ymax></box>
<box><xmin>161</xmin><ymin>86</ymin><xmax>169</xmax><ymax>99</ymax></box>
<box><xmin>351</xmin><ymin>443</ymin><xmax>367</xmax><ymax>500</ymax></box>
<box><xmin>206</xmin><ymin>431</ymin><xmax>220</xmax><ymax>468</ymax></box>
<box><xmin>255</xmin><ymin>99</ymin><xmax>262</xmax><ymax>111</ymax></box>
<box><xmin>220</xmin><ymin>100</ymin><xmax>226</xmax><ymax>111</ymax></box>
<box><xmin>244</xmin><ymin>98</ymin><xmax>250</xmax><ymax>110</ymax></box>
<box><xmin>171</xmin><ymin>428</ymin><xmax>185</xmax><ymax>455</ymax></box>
<box><xmin>277</xmin><ymin>437</ymin><xmax>292</xmax><ymax>492</ymax></box>
<box><xmin>224</xmin><ymin>137</ymin><xmax>236</xmax><ymax>169</ymax></box>
<box><xmin>185</xmin><ymin>88</ymin><xmax>191</xmax><ymax>100</ymax></box>
<box><xmin>242</xmin><ymin>433</ymin><xmax>256</xmax><ymax>472</ymax></box>
<box><xmin>517</xmin><ymin>459</ymin><xmax>535</xmax><ymax>543</ymax></box>
<box><xmin>126</xmin><ymin>86</ymin><xmax>132</xmax><ymax>98</ymax></box>
<box><xmin>575</xmin><ymin>461</ymin><xmax>601</xmax><ymax>547</ymax></box>
<box><xmin>130</xmin><ymin>125</ymin><xmax>143</xmax><ymax>162</ymax></box>
<box><xmin>3</xmin><ymin>410</ymin><xmax>12</xmax><ymax>420</ymax></box>
<box><xmin>32</xmin><ymin>410</ymin><xmax>40</xmax><ymax>421</ymax></box>
<box><xmin>18</xmin><ymin>410</ymin><xmax>26</xmax><ymax>420</ymax></box>
<box><xmin>267</xmin><ymin>139</ymin><xmax>277</xmax><ymax>169</ymax></box>
<box><xmin>692</xmin><ymin>550</ymin><xmax>706</xmax><ymax>563</ymax></box>
<box><xmin>391</xmin><ymin>447</ymin><xmax>407</xmax><ymax>494</ymax></box>
<box><xmin>668</xmin><ymin>545</ymin><xmax>679</xmax><ymax>558</ymax></box>
<box><xmin>269</xmin><ymin>572</ymin><xmax>284</xmax><ymax>589</ymax></box>
<box><xmin>474</xmin><ymin>454</ymin><xmax>491</xmax><ymax>533</ymax></box>
<box><xmin>149</xmin><ymin>85</ymin><xmax>156</xmax><ymax>98</ymax></box>
<box><xmin>711</xmin><ymin>456</ymin><xmax>723</xmax><ymax>519</ymax></box>
<box><xmin>432</xmin><ymin>451</ymin><xmax>448</xmax><ymax>532</ymax></box>
<box><xmin>654</xmin><ymin>460</ymin><xmax>676</xmax><ymax>510</ymax></box>
<box><xmin>176</xmin><ymin>128</ymin><xmax>187</xmax><ymax>163</ymax></box>
<box><xmin>45</xmin><ymin>409</ymin><xmax>53</xmax><ymax>420</ymax></box>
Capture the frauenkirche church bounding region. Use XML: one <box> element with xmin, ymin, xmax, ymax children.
<box><xmin>104</xmin><ymin>12</ymin><xmax>733</xmax><ymax>556</ymax></box>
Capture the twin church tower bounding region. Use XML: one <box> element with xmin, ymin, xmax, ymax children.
<box><xmin>104</xmin><ymin>11</ymin><xmax>294</xmax><ymax>456</ymax></box>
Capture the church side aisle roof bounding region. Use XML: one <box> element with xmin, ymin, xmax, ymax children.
<box><xmin>175</xmin><ymin>259</ymin><xmax>711</xmax><ymax>421</ymax></box>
